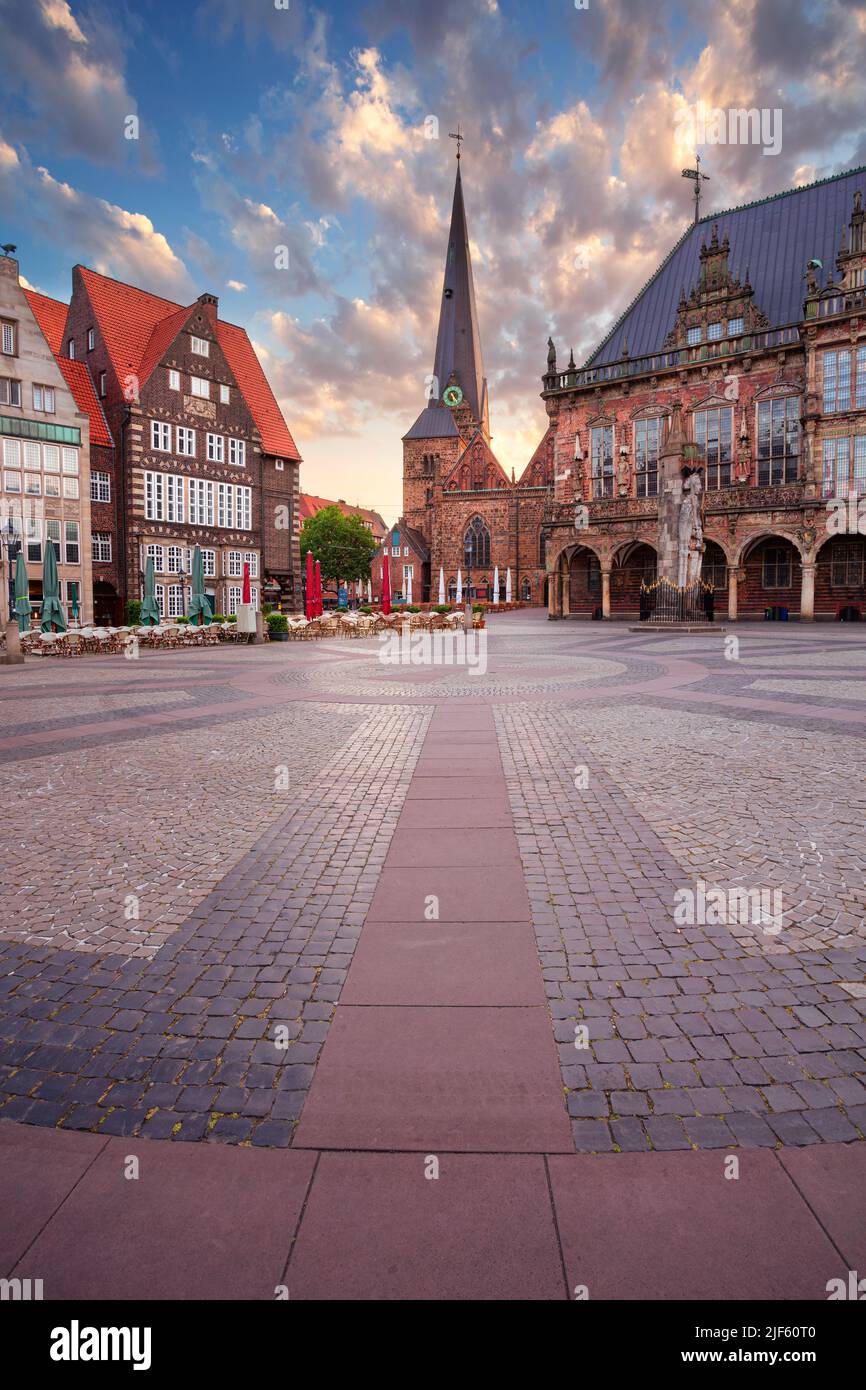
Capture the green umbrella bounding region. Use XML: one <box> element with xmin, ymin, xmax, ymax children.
<box><xmin>40</xmin><ymin>540</ymin><xmax>67</xmax><ymax>633</ymax></box>
<box><xmin>13</xmin><ymin>552</ymin><xmax>31</xmax><ymax>627</ymax></box>
<box><xmin>140</xmin><ymin>556</ymin><xmax>160</xmax><ymax>625</ymax></box>
<box><xmin>187</xmin><ymin>545</ymin><xmax>213</xmax><ymax>626</ymax></box>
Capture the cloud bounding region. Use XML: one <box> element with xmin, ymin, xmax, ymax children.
<box><xmin>0</xmin><ymin>0</ymin><xmax>159</xmax><ymax>170</ymax></box>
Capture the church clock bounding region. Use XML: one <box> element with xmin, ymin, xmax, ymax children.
<box><xmin>443</xmin><ymin>384</ymin><xmax>463</xmax><ymax>408</ymax></box>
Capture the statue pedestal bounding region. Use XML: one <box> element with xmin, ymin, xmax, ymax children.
<box><xmin>1</xmin><ymin>619</ymin><xmax>24</xmax><ymax>665</ymax></box>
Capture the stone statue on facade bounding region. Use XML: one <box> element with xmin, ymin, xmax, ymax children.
<box><xmin>677</xmin><ymin>470</ymin><xmax>704</xmax><ymax>587</ymax></box>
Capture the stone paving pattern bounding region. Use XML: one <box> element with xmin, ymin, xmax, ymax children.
<box><xmin>0</xmin><ymin>618</ymin><xmax>864</xmax><ymax>1156</ymax></box>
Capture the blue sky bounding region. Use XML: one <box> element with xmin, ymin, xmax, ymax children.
<box><xmin>1</xmin><ymin>0</ymin><xmax>864</xmax><ymax>518</ymax></box>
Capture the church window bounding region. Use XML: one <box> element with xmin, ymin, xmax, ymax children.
<box><xmin>694</xmin><ymin>406</ymin><xmax>733</xmax><ymax>489</ymax></box>
<box><xmin>521</xmin><ymin>577</ymin><xmax>532</xmax><ymax>601</ymax></box>
<box><xmin>591</xmin><ymin>426</ymin><xmax>614</xmax><ymax>498</ymax></box>
<box><xmin>757</xmin><ymin>398</ymin><xmax>799</xmax><ymax>485</ymax></box>
<box><xmin>538</xmin><ymin>531</ymin><xmax>547</xmax><ymax>567</ymax></box>
<box><xmin>762</xmin><ymin>546</ymin><xmax>792</xmax><ymax>589</ymax></box>
<box><xmin>634</xmin><ymin>418</ymin><xmax>660</xmax><ymax>497</ymax></box>
<box><xmin>463</xmin><ymin>515</ymin><xmax>490</xmax><ymax>567</ymax></box>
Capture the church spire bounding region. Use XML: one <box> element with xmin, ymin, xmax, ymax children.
<box><xmin>431</xmin><ymin>159</ymin><xmax>489</xmax><ymax>438</ymax></box>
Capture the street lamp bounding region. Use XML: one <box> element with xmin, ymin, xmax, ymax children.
<box><xmin>175</xmin><ymin>563</ymin><xmax>188</xmax><ymax>621</ymax></box>
<box><xmin>2</xmin><ymin>516</ymin><xmax>22</xmax><ymax>628</ymax></box>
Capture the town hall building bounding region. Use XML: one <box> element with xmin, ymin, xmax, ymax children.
<box><xmin>404</xmin><ymin>156</ymin><xmax>866</xmax><ymax>620</ymax></box>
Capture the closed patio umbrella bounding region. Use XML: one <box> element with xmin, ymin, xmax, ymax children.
<box><xmin>140</xmin><ymin>556</ymin><xmax>160</xmax><ymax>625</ymax></box>
<box><xmin>456</xmin><ymin>568</ymin><xmax>463</xmax><ymax>604</ymax></box>
<box><xmin>188</xmin><ymin>545</ymin><xmax>213</xmax><ymax>625</ymax></box>
<box><xmin>314</xmin><ymin>559</ymin><xmax>323</xmax><ymax>616</ymax></box>
<box><xmin>13</xmin><ymin>552</ymin><xmax>31</xmax><ymax>627</ymax></box>
<box><xmin>505</xmin><ymin>567</ymin><xmax>512</xmax><ymax>603</ymax></box>
<box><xmin>492</xmin><ymin>565</ymin><xmax>500</xmax><ymax>605</ymax></box>
<box><xmin>382</xmin><ymin>553</ymin><xmax>391</xmax><ymax>615</ymax></box>
<box><xmin>406</xmin><ymin>569</ymin><xmax>413</xmax><ymax>604</ymax></box>
<box><xmin>40</xmin><ymin>541</ymin><xmax>67</xmax><ymax>633</ymax></box>
<box><xmin>438</xmin><ymin>567</ymin><xmax>445</xmax><ymax>605</ymax></box>
<box><xmin>305</xmin><ymin>550</ymin><xmax>314</xmax><ymax>620</ymax></box>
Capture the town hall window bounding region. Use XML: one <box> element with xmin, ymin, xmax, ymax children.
<box><xmin>591</xmin><ymin>425</ymin><xmax>614</xmax><ymax>498</ymax></box>
<box><xmin>757</xmin><ymin>398</ymin><xmax>800</xmax><ymax>485</ymax></box>
<box><xmin>634</xmin><ymin>418</ymin><xmax>660</xmax><ymax>497</ymax></box>
<box><xmin>463</xmin><ymin>515</ymin><xmax>490</xmax><ymax>567</ymax></box>
<box><xmin>762</xmin><ymin>546</ymin><xmax>792</xmax><ymax>589</ymax></box>
<box><xmin>693</xmin><ymin>406</ymin><xmax>732</xmax><ymax>489</ymax></box>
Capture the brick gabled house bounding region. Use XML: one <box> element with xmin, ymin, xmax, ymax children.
<box><xmin>58</xmin><ymin>267</ymin><xmax>302</xmax><ymax>620</ymax></box>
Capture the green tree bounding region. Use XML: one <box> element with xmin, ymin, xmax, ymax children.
<box><xmin>299</xmin><ymin>505</ymin><xmax>379</xmax><ymax>583</ymax></box>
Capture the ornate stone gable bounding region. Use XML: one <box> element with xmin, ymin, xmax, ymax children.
<box><xmin>442</xmin><ymin>428</ymin><xmax>511</xmax><ymax>492</ymax></box>
<box><xmin>663</xmin><ymin>222</ymin><xmax>770</xmax><ymax>351</ymax></box>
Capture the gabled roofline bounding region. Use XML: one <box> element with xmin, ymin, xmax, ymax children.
<box><xmin>582</xmin><ymin>163</ymin><xmax>866</xmax><ymax>369</ymax></box>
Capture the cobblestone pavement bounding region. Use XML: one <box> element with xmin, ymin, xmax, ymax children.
<box><xmin>0</xmin><ymin>615</ymin><xmax>864</xmax><ymax>1151</ymax></box>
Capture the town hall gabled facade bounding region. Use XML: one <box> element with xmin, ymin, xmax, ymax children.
<box><xmin>406</xmin><ymin>158</ymin><xmax>866</xmax><ymax>619</ymax></box>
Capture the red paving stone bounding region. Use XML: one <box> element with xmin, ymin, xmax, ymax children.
<box><xmin>547</xmin><ymin>1150</ymin><xmax>846</xmax><ymax>1301</ymax></box>
<box><xmin>287</xmin><ymin>1152</ymin><xmax>565</xmax><ymax>1300</ymax></box>
<box><xmin>365</xmin><ymin>863</ymin><xmax>529</xmax><ymax>921</ymax></box>
<box><xmin>0</xmin><ymin>1123</ymin><xmax>107</xmax><ymax>1274</ymax></box>
<box><xmin>778</xmin><ymin>1143</ymin><xmax>866</xmax><ymax>1271</ymax></box>
<box><xmin>341</xmin><ymin>920</ymin><xmax>546</xmax><ymax>1006</ymax></box>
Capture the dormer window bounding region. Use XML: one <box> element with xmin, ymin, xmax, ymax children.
<box><xmin>1</xmin><ymin>320</ymin><xmax>16</xmax><ymax>355</ymax></box>
<box><xmin>191</xmin><ymin>335</ymin><xmax>209</xmax><ymax>356</ymax></box>
<box><xmin>728</xmin><ymin>317</ymin><xmax>744</xmax><ymax>336</ymax></box>
<box><xmin>687</xmin><ymin>326</ymin><xmax>701</xmax><ymax>346</ymax></box>
<box><xmin>87</xmin><ymin>327</ymin><xmax>95</xmax><ymax>351</ymax></box>
<box><xmin>707</xmin><ymin>322</ymin><xmax>722</xmax><ymax>341</ymax></box>
<box><xmin>67</xmin><ymin>338</ymin><xmax>75</xmax><ymax>359</ymax></box>
<box><xmin>191</xmin><ymin>376</ymin><xmax>210</xmax><ymax>399</ymax></box>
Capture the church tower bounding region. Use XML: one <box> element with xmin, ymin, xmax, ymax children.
<box><xmin>402</xmin><ymin>152</ymin><xmax>490</xmax><ymax>540</ymax></box>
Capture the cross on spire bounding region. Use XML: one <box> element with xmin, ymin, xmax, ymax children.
<box><xmin>448</xmin><ymin>125</ymin><xmax>464</xmax><ymax>161</ymax></box>
<box><xmin>681</xmin><ymin>151</ymin><xmax>710</xmax><ymax>224</ymax></box>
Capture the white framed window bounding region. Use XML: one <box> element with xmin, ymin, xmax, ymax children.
<box><xmin>237</xmin><ymin>485</ymin><xmax>251</xmax><ymax>530</ymax></box>
<box><xmin>99</xmin><ymin>371</ymin><xmax>107</xmax><ymax>397</ymax></box>
<box><xmin>0</xmin><ymin>378</ymin><xmax>21</xmax><ymax>406</ymax></box>
<box><xmin>403</xmin><ymin>564</ymin><xmax>413</xmax><ymax>582</ymax></box>
<box><xmin>189</xmin><ymin>477</ymin><xmax>214</xmax><ymax>526</ymax></box>
<box><xmin>1</xmin><ymin>321</ymin><xmax>16</xmax><ymax>355</ymax></box>
<box><xmin>244</xmin><ymin>551</ymin><xmax>259</xmax><ymax>578</ymax></box>
<box><xmin>191</xmin><ymin>376</ymin><xmax>210</xmax><ymax>399</ymax></box>
<box><xmin>4</xmin><ymin>470</ymin><xmax>21</xmax><ymax>492</ymax></box>
<box><xmin>25</xmin><ymin>516</ymin><xmax>41</xmax><ymax>562</ymax></box>
<box><xmin>219</xmin><ymin>384</ymin><xmax>230</xmax><ymax>404</ymax></box>
<box><xmin>3</xmin><ymin>438</ymin><xmax>20</xmax><ymax>468</ymax></box>
<box><xmin>91</xmin><ymin>471</ymin><xmax>111</xmax><ymax>502</ymax></box>
<box><xmin>151</xmin><ymin>420</ymin><xmax>171</xmax><ymax>451</ymax></box>
<box><xmin>62</xmin><ymin>476</ymin><xmax>79</xmax><ymax>499</ymax></box>
<box><xmin>64</xmin><ymin>520</ymin><xmax>80</xmax><ymax>564</ymax></box>
<box><xmin>201</xmin><ymin>548</ymin><xmax>216</xmax><ymax>577</ymax></box>
<box><xmin>403</xmin><ymin>546</ymin><xmax>409</xmax><ymax>556</ymax></box>
<box><xmin>44</xmin><ymin>474</ymin><xmax>60</xmax><ymax>497</ymax></box>
<box><xmin>166</xmin><ymin>583</ymin><xmax>184</xmax><ymax>618</ymax></box>
<box><xmin>155</xmin><ymin>582</ymin><xmax>164</xmax><ymax>616</ymax></box>
<box><xmin>228</xmin><ymin>437</ymin><xmax>246</xmax><ymax>467</ymax></box>
<box><xmin>42</xmin><ymin>445</ymin><xmax>60</xmax><ymax>472</ymax></box>
<box><xmin>275</xmin><ymin>459</ymin><xmax>284</xmax><ymax>471</ymax></box>
<box><xmin>25</xmin><ymin>473</ymin><xmax>41</xmax><ymax>494</ymax></box>
<box><xmin>145</xmin><ymin>471</ymin><xmax>164</xmax><ymax>521</ymax></box>
<box><xmin>92</xmin><ymin>532</ymin><xmax>112</xmax><ymax>562</ymax></box>
<box><xmin>146</xmin><ymin>543</ymin><xmax>165</xmax><ymax>573</ymax></box>
<box><xmin>24</xmin><ymin>441</ymin><xmax>40</xmax><ymax>470</ymax></box>
<box><xmin>227</xmin><ymin>551</ymin><xmax>243</xmax><ymax>577</ymax></box>
<box><xmin>391</xmin><ymin>545</ymin><xmax>399</xmax><ymax>557</ymax></box>
<box><xmin>62</xmin><ymin>447</ymin><xmax>78</xmax><ymax>474</ymax></box>
<box><xmin>591</xmin><ymin>425</ymin><xmax>615</xmax><ymax>498</ymax></box>
<box><xmin>217</xmin><ymin>482</ymin><xmax>234</xmax><ymax>528</ymax></box>
<box><xmin>67</xmin><ymin>338</ymin><xmax>75</xmax><ymax>359</ymax></box>
<box><xmin>177</xmin><ymin>426</ymin><xmax>196</xmax><ymax>457</ymax></box>
<box><xmin>227</xmin><ymin>585</ymin><xmax>242</xmax><ymax>615</ymax></box>
<box><xmin>207</xmin><ymin>433</ymin><xmax>224</xmax><ymax>462</ymax></box>
<box><xmin>46</xmin><ymin>518</ymin><xmax>61</xmax><ymax>558</ymax></box>
<box><xmin>166</xmin><ymin>545</ymin><xmax>187</xmax><ymax>575</ymax></box>
<box><xmin>166</xmin><ymin>473</ymin><xmax>185</xmax><ymax>523</ymax></box>
<box><xmin>168</xmin><ymin>369</ymin><xmax>180</xmax><ymax>391</ymax></box>
<box><xmin>190</xmin><ymin>336</ymin><xmax>209</xmax><ymax>357</ymax></box>
<box><xmin>33</xmin><ymin>385</ymin><xmax>55</xmax><ymax>412</ymax></box>
<box><xmin>87</xmin><ymin>328</ymin><xmax>95</xmax><ymax>351</ymax></box>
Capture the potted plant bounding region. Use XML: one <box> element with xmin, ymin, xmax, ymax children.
<box><xmin>267</xmin><ymin>611</ymin><xmax>289</xmax><ymax>641</ymax></box>
<box><xmin>125</xmin><ymin>599</ymin><xmax>143</xmax><ymax>626</ymax></box>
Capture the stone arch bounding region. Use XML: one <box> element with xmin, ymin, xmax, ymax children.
<box><xmin>737</xmin><ymin>531</ymin><xmax>803</xmax><ymax>617</ymax></box>
<box><xmin>813</xmin><ymin>531</ymin><xmax>866</xmax><ymax>619</ymax></box>
<box><xmin>735</xmin><ymin>528</ymin><xmax>806</xmax><ymax>568</ymax></box>
<box><xmin>610</xmin><ymin>540</ymin><xmax>657</xmax><ymax>615</ymax></box>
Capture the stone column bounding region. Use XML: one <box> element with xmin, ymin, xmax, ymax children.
<box><xmin>800</xmin><ymin>562</ymin><xmax>815</xmax><ymax>621</ymax></box>
<box><xmin>727</xmin><ymin>566</ymin><xmax>738</xmax><ymax>621</ymax></box>
<box><xmin>561</xmin><ymin>554</ymin><xmax>571</xmax><ymax>618</ymax></box>
<box><xmin>547</xmin><ymin>567</ymin><xmax>560</xmax><ymax>619</ymax></box>
<box><xmin>601</xmin><ymin>566</ymin><xmax>611</xmax><ymax>619</ymax></box>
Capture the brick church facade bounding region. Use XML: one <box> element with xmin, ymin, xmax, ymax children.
<box><xmin>407</xmin><ymin>160</ymin><xmax>866</xmax><ymax>620</ymax></box>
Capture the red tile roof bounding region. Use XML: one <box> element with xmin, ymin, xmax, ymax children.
<box><xmin>25</xmin><ymin>289</ymin><xmax>114</xmax><ymax>449</ymax></box>
<box><xmin>75</xmin><ymin>266</ymin><xmax>301</xmax><ymax>461</ymax></box>
<box><xmin>24</xmin><ymin>289</ymin><xmax>67</xmax><ymax>355</ymax></box>
<box><xmin>300</xmin><ymin>494</ymin><xmax>388</xmax><ymax>538</ymax></box>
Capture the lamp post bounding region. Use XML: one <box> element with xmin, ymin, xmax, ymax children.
<box><xmin>3</xmin><ymin>516</ymin><xmax>22</xmax><ymax>627</ymax></box>
<box><xmin>176</xmin><ymin>563</ymin><xmax>188</xmax><ymax>621</ymax></box>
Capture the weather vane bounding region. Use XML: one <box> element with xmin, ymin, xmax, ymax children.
<box><xmin>448</xmin><ymin>125</ymin><xmax>464</xmax><ymax>161</ymax></box>
<box><xmin>682</xmin><ymin>151</ymin><xmax>710</xmax><ymax>224</ymax></box>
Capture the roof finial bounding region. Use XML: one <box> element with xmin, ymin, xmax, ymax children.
<box><xmin>681</xmin><ymin>151</ymin><xmax>710</xmax><ymax>224</ymax></box>
<box><xmin>448</xmin><ymin>124</ymin><xmax>464</xmax><ymax>161</ymax></box>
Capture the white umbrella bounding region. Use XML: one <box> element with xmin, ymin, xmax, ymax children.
<box><xmin>505</xmin><ymin>567</ymin><xmax>512</xmax><ymax>603</ymax></box>
<box><xmin>492</xmin><ymin>565</ymin><xmax>499</xmax><ymax>605</ymax></box>
<box><xmin>456</xmin><ymin>569</ymin><xmax>463</xmax><ymax>604</ymax></box>
<box><xmin>367</xmin><ymin>578</ymin><xmax>372</xmax><ymax>602</ymax></box>
<box><xmin>406</xmin><ymin>569</ymin><xmax>413</xmax><ymax>604</ymax></box>
<box><xmin>438</xmin><ymin>567</ymin><xmax>445</xmax><ymax>605</ymax></box>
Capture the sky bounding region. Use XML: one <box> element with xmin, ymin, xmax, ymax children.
<box><xmin>1</xmin><ymin>0</ymin><xmax>864</xmax><ymax>522</ymax></box>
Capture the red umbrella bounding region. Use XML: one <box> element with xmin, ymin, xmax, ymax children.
<box><xmin>314</xmin><ymin>559</ymin><xmax>323</xmax><ymax>616</ymax></box>
<box><xmin>382</xmin><ymin>553</ymin><xmax>391</xmax><ymax>615</ymax></box>
<box><xmin>305</xmin><ymin>550</ymin><xmax>314</xmax><ymax>620</ymax></box>
<box><xmin>242</xmin><ymin>560</ymin><xmax>251</xmax><ymax>607</ymax></box>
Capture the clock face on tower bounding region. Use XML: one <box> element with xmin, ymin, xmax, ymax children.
<box><xmin>442</xmin><ymin>384</ymin><xmax>463</xmax><ymax>408</ymax></box>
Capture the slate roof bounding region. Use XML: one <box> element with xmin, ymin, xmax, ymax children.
<box><xmin>74</xmin><ymin>266</ymin><xmax>301</xmax><ymax>460</ymax></box>
<box><xmin>403</xmin><ymin>403</ymin><xmax>459</xmax><ymax>441</ymax></box>
<box><xmin>586</xmin><ymin>165</ymin><xmax>866</xmax><ymax>367</ymax></box>
<box><xmin>24</xmin><ymin>289</ymin><xmax>114</xmax><ymax>448</ymax></box>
